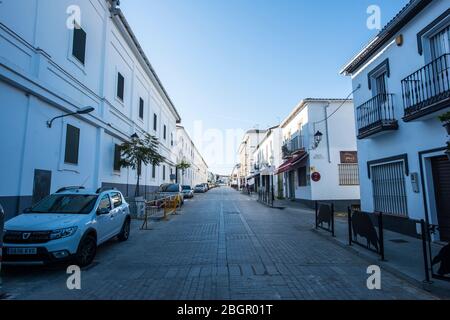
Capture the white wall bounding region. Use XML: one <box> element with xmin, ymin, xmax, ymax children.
<box><xmin>281</xmin><ymin>100</ymin><xmax>360</xmax><ymax>202</ymax></box>
<box><xmin>307</xmin><ymin>101</ymin><xmax>360</xmax><ymax>201</ymax></box>
<box><xmin>0</xmin><ymin>0</ymin><xmax>181</xmax><ymax>217</ymax></box>
<box><xmin>176</xmin><ymin>126</ymin><xmax>208</xmax><ymax>187</ymax></box>
<box><xmin>347</xmin><ymin>0</ymin><xmax>449</xmax><ymax>220</ymax></box>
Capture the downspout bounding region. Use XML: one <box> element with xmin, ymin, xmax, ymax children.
<box><xmin>324</xmin><ymin>103</ymin><xmax>331</xmax><ymax>163</ymax></box>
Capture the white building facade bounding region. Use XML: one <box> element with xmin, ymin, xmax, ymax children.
<box><xmin>176</xmin><ymin>125</ymin><xmax>208</xmax><ymax>187</ymax></box>
<box><xmin>237</xmin><ymin>129</ymin><xmax>267</xmax><ymax>189</ymax></box>
<box><xmin>277</xmin><ymin>99</ymin><xmax>360</xmax><ymax>209</ymax></box>
<box><xmin>341</xmin><ymin>0</ymin><xmax>450</xmax><ymax>239</ymax></box>
<box><xmin>251</xmin><ymin>126</ymin><xmax>283</xmax><ymax>197</ymax></box>
<box><xmin>0</xmin><ymin>0</ymin><xmax>182</xmax><ymax>219</ymax></box>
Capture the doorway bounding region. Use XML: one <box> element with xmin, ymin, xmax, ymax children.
<box><xmin>431</xmin><ymin>155</ymin><xmax>450</xmax><ymax>241</ymax></box>
<box><xmin>288</xmin><ymin>171</ymin><xmax>295</xmax><ymax>200</ymax></box>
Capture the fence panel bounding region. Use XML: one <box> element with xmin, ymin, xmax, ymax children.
<box><xmin>257</xmin><ymin>187</ymin><xmax>274</xmax><ymax>207</ymax></box>
<box><xmin>348</xmin><ymin>208</ymin><xmax>385</xmax><ymax>260</ymax></box>
<box><xmin>420</xmin><ymin>221</ymin><xmax>450</xmax><ymax>282</ymax></box>
<box><xmin>315</xmin><ymin>202</ymin><xmax>335</xmax><ymax>236</ymax></box>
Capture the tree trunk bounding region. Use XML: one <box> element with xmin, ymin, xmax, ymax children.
<box><xmin>135</xmin><ymin>173</ymin><xmax>140</xmax><ymax>197</ymax></box>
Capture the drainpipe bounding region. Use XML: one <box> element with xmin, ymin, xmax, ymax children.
<box><xmin>0</xmin><ymin>204</ymin><xmax>4</xmax><ymax>294</ymax></box>
<box><xmin>324</xmin><ymin>103</ymin><xmax>331</xmax><ymax>163</ymax></box>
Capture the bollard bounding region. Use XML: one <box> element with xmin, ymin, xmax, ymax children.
<box><xmin>0</xmin><ymin>204</ymin><xmax>5</xmax><ymax>293</ymax></box>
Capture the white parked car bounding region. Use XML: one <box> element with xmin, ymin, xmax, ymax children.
<box><xmin>2</xmin><ymin>187</ymin><xmax>131</xmax><ymax>267</ymax></box>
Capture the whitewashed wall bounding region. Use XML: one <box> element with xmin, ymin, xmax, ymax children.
<box><xmin>0</xmin><ymin>0</ymin><xmax>181</xmax><ymax>218</ymax></box>
<box><xmin>347</xmin><ymin>0</ymin><xmax>449</xmax><ymax>221</ymax></box>
<box><xmin>281</xmin><ymin>100</ymin><xmax>360</xmax><ymax>203</ymax></box>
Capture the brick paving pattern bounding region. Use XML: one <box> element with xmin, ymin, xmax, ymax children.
<box><xmin>1</xmin><ymin>188</ymin><xmax>436</xmax><ymax>300</ymax></box>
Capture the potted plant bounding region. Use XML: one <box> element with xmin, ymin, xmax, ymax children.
<box><xmin>438</xmin><ymin>112</ymin><xmax>450</xmax><ymax>135</ymax></box>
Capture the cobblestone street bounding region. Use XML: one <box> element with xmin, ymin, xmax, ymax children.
<box><xmin>1</xmin><ymin>188</ymin><xmax>437</xmax><ymax>300</ymax></box>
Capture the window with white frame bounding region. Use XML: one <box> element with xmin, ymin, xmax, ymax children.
<box><xmin>338</xmin><ymin>164</ymin><xmax>359</xmax><ymax>186</ymax></box>
<box><xmin>430</xmin><ymin>25</ymin><xmax>450</xmax><ymax>60</ymax></box>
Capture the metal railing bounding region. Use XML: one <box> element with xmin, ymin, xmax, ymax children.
<box><xmin>127</xmin><ymin>194</ymin><xmax>183</xmax><ymax>229</ymax></box>
<box><xmin>258</xmin><ymin>187</ymin><xmax>274</xmax><ymax>207</ymax></box>
<box><xmin>419</xmin><ymin>220</ymin><xmax>450</xmax><ymax>283</ymax></box>
<box><xmin>282</xmin><ymin>134</ymin><xmax>304</xmax><ymax>158</ymax></box>
<box><xmin>315</xmin><ymin>202</ymin><xmax>335</xmax><ymax>236</ymax></box>
<box><xmin>338</xmin><ymin>164</ymin><xmax>360</xmax><ymax>186</ymax></box>
<box><xmin>347</xmin><ymin>208</ymin><xmax>385</xmax><ymax>261</ymax></box>
<box><xmin>402</xmin><ymin>53</ymin><xmax>450</xmax><ymax>116</ymax></box>
<box><xmin>356</xmin><ymin>93</ymin><xmax>396</xmax><ymax>133</ymax></box>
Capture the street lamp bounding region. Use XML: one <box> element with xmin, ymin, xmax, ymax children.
<box><xmin>47</xmin><ymin>106</ymin><xmax>95</xmax><ymax>128</ymax></box>
<box><xmin>313</xmin><ymin>131</ymin><xmax>323</xmax><ymax>149</ymax></box>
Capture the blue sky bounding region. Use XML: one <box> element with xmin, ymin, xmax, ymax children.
<box><xmin>121</xmin><ymin>0</ymin><xmax>409</xmax><ymax>174</ymax></box>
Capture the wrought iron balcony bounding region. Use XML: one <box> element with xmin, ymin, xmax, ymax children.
<box><xmin>356</xmin><ymin>93</ymin><xmax>398</xmax><ymax>139</ymax></box>
<box><xmin>402</xmin><ymin>53</ymin><xmax>450</xmax><ymax>121</ymax></box>
<box><xmin>282</xmin><ymin>135</ymin><xmax>304</xmax><ymax>158</ymax></box>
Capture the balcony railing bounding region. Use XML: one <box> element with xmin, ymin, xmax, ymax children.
<box><xmin>282</xmin><ymin>135</ymin><xmax>304</xmax><ymax>158</ymax></box>
<box><xmin>356</xmin><ymin>93</ymin><xmax>398</xmax><ymax>139</ymax></box>
<box><xmin>402</xmin><ymin>53</ymin><xmax>450</xmax><ymax>121</ymax></box>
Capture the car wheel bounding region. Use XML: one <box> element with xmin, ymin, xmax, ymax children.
<box><xmin>75</xmin><ymin>234</ymin><xmax>97</xmax><ymax>267</ymax></box>
<box><xmin>118</xmin><ymin>218</ymin><xmax>131</xmax><ymax>242</ymax></box>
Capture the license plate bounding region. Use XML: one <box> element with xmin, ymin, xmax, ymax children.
<box><xmin>7</xmin><ymin>248</ymin><xmax>38</xmax><ymax>255</ymax></box>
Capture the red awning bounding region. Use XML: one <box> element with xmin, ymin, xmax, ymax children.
<box><xmin>275</xmin><ymin>158</ymin><xmax>295</xmax><ymax>175</ymax></box>
<box><xmin>275</xmin><ymin>151</ymin><xmax>308</xmax><ymax>175</ymax></box>
<box><xmin>291</xmin><ymin>152</ymin><xmax>308</xmax><ymax>168</ymax></box>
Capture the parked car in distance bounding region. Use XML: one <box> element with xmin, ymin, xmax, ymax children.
<box><xmin>194</xmin><ymin>184</ymin><xmax>207</xmax><ymax>193</ymax></box>
<box><xmin>158</xmin><ymin>183</ymin><xmax>184</xmax><ymax>206</ymax></box>
<box><xmin>201</xmin><ymin>183</ymin><xmax>209</xmax><ymax>192</ymax></box>
<box><xmin>181</xmin><ymin>185</ymin><xmax>194</xmax><ymax>199</ymax></box>
<box><xmin>2</xmin><ymin>187</ymin><xmax>131</xmax><ymax>267</ymax></box>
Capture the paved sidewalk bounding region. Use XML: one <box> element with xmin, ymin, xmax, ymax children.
<box><xmin>271</xmin><ymin>198</ymin><xmax>450</xmax><ymax>299</ymax></box>
<box><xmin>1</xmin><ymin>188</ymin><xmax>438</xmax><ymax>300</ymax></box>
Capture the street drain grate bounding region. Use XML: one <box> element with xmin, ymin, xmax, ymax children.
<box><xmin>389</xmin><ymin>239</ymin><xmax>409</xmax><ymax>244</ymax></box>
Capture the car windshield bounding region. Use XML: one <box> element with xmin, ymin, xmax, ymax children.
<box><xmin>195</xmin><ymin>185</ymin><xmax>203</xmax><ymax>188</ymax></box>
<box><xmin>182</xmin><ymin>186</ymin><xmax>191</xmax><ymax>190</ymax></box>
<box><xmin>160</xmin><ymin>184</ymin><xmax>180</xmax><ymax>192</ymax></box>
<box><xmin>29</xmin><ymin>194</ymin><xmax>98</xmax><ymax>214</ymax></box>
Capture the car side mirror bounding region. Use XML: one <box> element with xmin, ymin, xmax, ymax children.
<box><xmin>97</xmin><ymin>207</ymin><xmax>110</xmax><ymax>215</ymax></box>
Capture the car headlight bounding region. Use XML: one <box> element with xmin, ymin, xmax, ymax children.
<box><xmin>49</xmin><ymin>227</ymin><xmax>78</xmax><ymax>240</ymax></box>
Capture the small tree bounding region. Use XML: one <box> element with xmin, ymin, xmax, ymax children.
<box><xmin>120</xmin><ymin>133</ymin><xmax>165</xmax><ymax>197</ymax></box>
<box><xmin>176</xmin><ymin>159</ymin><xmax>191</xmax><ymax>184</ymax></box>
<box><xmin>176</xmin><ymin>159</ymin><xmax>191</xmax><ymax>173</ymax></box>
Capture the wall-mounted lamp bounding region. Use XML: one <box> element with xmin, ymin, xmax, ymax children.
<box><xmin>47</xmin><ymin>106</ymin><xmax>95</xmax><ymax>128</ymax></box>
<box><xmin>313</xmin><ymin>131</ymin><xmax>323</xmax><ymax>149</ymax></box>
<box><xmin>395</xmin><ymin>34</ymin><xmax>404</xmax><ymax>47</ymax></box>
